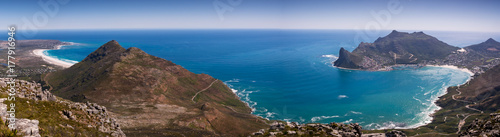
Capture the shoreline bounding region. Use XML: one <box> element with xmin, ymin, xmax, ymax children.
<box><xmin>425</xmin><ymin>65</ymin><xmax>474</xmax><ymax>76</ymax></box>
<box><xmin>333</xmin><ymin>63</ymin><xmax>474</xmax><ymax>130</ymax></box>
<box><xmin>333</xmin><ymin>64</ymin><xmax>474</xmax><ymax>77</ymax></box>
<box><xmin>32</xmin><ymin>48</ymin><xmax>75</xmax><ymax>68</ymax></box>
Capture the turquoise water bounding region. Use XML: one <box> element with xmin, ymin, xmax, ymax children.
<box><xmin>17</xmin><ymin>29</ymin><xmax>491</xmax><ymax>129</ymax></box>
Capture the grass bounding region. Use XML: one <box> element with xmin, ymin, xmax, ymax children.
<box><xmin>178</xmin><ymin>77</ymin><xmax>198</xmax><ymax>86</ymax></box>
<box><xmin>0</xmin><ymin>118</ymin><xmax>19</xmax><ymax>137</ymax></box>
<box><xmin>0</xmin><ymin>91</ymin><xmax>109</xmax><ymax>136</ymax></box>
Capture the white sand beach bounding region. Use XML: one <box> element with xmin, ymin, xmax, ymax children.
<box><xmin>426</xmin><ymin>65</ymin><xmax>474</xmax><ymax>76</ymax></box>
<box><xmin>32</xmin><ymin>49</ymin><xmax>74</xmax><ymax>68</ymax></box>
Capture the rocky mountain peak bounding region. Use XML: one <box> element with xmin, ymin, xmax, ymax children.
<box><xmin>337</xmin><ymin>47</ymin><xmax>355</xmax><ymax>59</ymax></box>
<box><xmin>82</xmin><ymin>40</ymin><xmax>126</xmax><ymax>63</ymax></box>
<box><xmin>101</xmin><ymin>40</ymin><xmax>124</xmax><ymax>52</ymax></box>
<box><xmin>386</xmin><ymin>30</ymin><xmax>408</xmax><ymax>37</ymax></box>
<box><xmin>385</xmin><ymin>30</ymin><xmax>430</xmax><ymax>38</ymax></box>
<box><xmin>339</xmin><ymin>47</ymin><xmax>348</xmax><ymax>53</ymax></box>
<box><xmin>485</xmin><ymin>38</ymin><xmax>499</xmax><ymax>44</ymax></box>
<box><xmin>465</xmin><ymin>37</ymin><xmax>500</xmax><ymax>58</ymax></box>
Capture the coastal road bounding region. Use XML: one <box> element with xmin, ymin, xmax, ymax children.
<box><xmin>451</xmin><ymin>83</ymin><xmax>484</xmax><ymax>134</ymax></box>
<box><xmin>452</xmin><ymin>85</ymin><xmax>484</xmax><ymax>113</ymax></box>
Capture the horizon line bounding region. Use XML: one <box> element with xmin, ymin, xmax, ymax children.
<box><xmin>14</xmin><ymin>28</ymin><xmax>500</xmax><ymax>33</ymax></box>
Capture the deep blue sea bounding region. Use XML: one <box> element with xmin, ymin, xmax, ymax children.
<box><xmin>16</xmin><ymin>29</ymin><xmax>500</xmax><ymax>129</ymax></box>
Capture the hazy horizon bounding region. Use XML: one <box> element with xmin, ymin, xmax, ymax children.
<box><xmin>3</xmin><ymin>0</ymin><xmax>500</xmax><ymax>32</ymax></box>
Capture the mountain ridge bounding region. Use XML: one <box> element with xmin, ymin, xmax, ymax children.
<box><xmin>44</xmin><ymin>40</ymin><xmax>268</xmax><ymax>136</ymax></box>
<box><xmin>465</xmin><ymin>38</ymin><xmax>500</xmax><ymax>58</ymax></box>
<box><xmin>333</xmin><ymin>30</ymin><xmax>500</xmax><ymax>74</ymax></box>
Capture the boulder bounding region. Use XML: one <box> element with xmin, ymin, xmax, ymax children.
<box><xmin>386</xmin><ymin>130</ymin><xmax>407</xmax><ymax>137</ymax></box>
<box><xmin>16</xmin><ymin>119</ymin><xmax>41</xmax><ymax>137</ymax></box>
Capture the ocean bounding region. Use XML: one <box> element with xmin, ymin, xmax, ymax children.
<box><xmin>18</xmin><ymin>29</ymin><xmax>500</xmax><ymax>129</ymax></box>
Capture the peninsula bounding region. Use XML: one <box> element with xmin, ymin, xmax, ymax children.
<box><xmin>333</xmin><ymin>30</ymin><xmax>500</xmax><ymax>74</ymax></box>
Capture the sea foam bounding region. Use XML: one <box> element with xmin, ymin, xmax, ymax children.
<box><xmin>310</xmin><ymin>115</ymin><xmax>340</xmax><ymax>122</ymax></box>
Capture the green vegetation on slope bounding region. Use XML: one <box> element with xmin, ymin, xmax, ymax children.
<box><xmin>43</xmin><ymin>40</ymin><xmax>268</xmax><ymax>136</ymax></box>
<box><xmin>0</xmin><ymin>92</ymin><xmax>109</xmax><ymax>136</ymax></box>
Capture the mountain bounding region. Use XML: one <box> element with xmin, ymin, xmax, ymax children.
<box><xmin>334</xmin><ymin>30</ymin><xmax>458</xmax><ymax>70</ymax></box>
<box><xmin>44</xmin><ymin>40</ymin><xmax>268</xmax><ymax>136</ymax></box>
<box><xmin>465</xmin><ymin>38</ymin><xmax>500</xmax><ymax>58</ymax></box>
<box><xmin>445</xmin><ymin>38</ymin><xmax>500</xmax><ymax>74</ymax></box>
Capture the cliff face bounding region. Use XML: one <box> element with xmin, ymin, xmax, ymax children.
<box><xmin>333</xmin><ymin>48</ymin><xmax>363</xmax><ymax>69</ymax></box>
<box><xmin>45</xmin><ymin>40</ymin><xmax>267</xmax><ymax>136</ymax></box>
<box><xmin>334</xmin><ymin>30</ymin><xmax>458</xmax><ymax>70</ymax></box>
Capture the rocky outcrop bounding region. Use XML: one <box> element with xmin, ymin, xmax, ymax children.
<box><xmin>251</xmin><ymin>121</ymin><xmax>407</xmax><ymax>137</ymax></box>
<box><xmin>62</xmin><ymin>101</ymin><xmax>124</xmax><ymax>136</ymax></box>
<box><xmin>334</xmin><ymin>48</ymin><xmax>364</xmax><ymax>69</ymax></box>
<box><xmin>15</xmin><ymin>119</ymin><xmax>41</xmax><ymax>137</ymax></box>
<box><xmin>460</xmin><ymin>113</ymin><xmax>500</xmax><ymax>137</ymax></box>
<box><xmin>0</xmin><ymin>78</ymin><xmax>56</xmax><ymax>101</ymax></box>
<box><xmin>0</xmin><ymin>98</ymin><xmax>40</xmax><ymax>137</ymax></box>
<box><xmin>384</xmin><ymin>130</ymin><xmax>407</xmax><ymax>137</ymax></box>
<box><xmin>0</xmin><ymin>79</ymin><xmax>125</xmax><ymax>136</ymax></box>
<box><xmin>361</xmin><ymin>130</ymin><xmax>407</xmax><ymax>137</ymax></box>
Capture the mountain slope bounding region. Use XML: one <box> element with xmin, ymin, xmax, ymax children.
<box><xmin>0</xmin><ymin>79</ymin><xmax>124</xmax><ymax>136</ymax></box>
<box><xmin>45</xmin><ymin>40</ymin><xmax>267</xmax><ymax>136</ymax></box>
<box><xmin>465</xmin><ymin>38</ymin><xmax>500</xmax><ymax>58</ymax></box>
<box><xmin>456</xmin><ymin>63</ymin><xmax>500</xmax><ymax>112</ymax></box>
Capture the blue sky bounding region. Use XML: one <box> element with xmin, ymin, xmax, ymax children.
<box><xmin>2</xmin><ymin>0</ymin><xmax>500</xmax><ymax>32</ymax></box>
